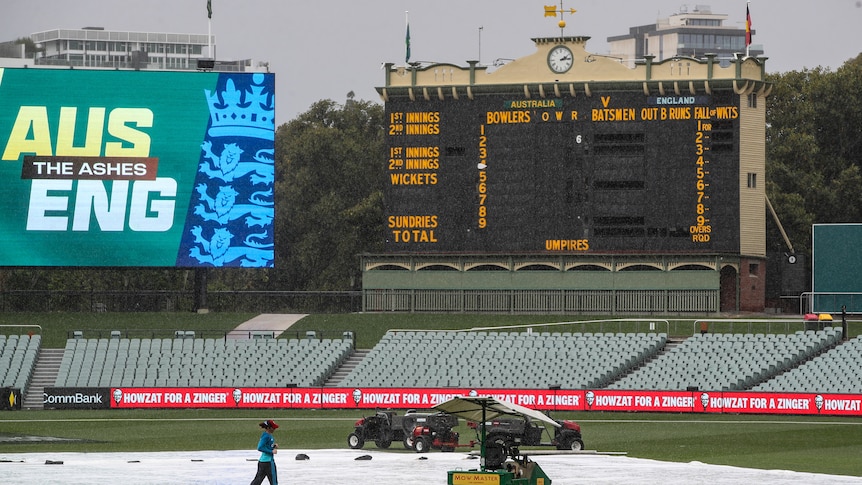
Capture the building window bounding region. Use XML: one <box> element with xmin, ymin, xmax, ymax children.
<box><xmin>678</xmin><ymin>33</ymin><xmax>744</xmax><ymax>51</ymax></box>
<box><xmin>749</xmin><ymin>263</ymin><xmax>759</xmax><ymax>276</ymax></box>
<box><xmin>747</xmin><ymin>172</ymin><xmax>757</xmax><ymax>188</ymax></box>
<box><xmin>688</xmin><ymin>19</ymin><xmax>721</xmax><ymax>27</ymax></box>
<box><xmin>748</xmin><ymin>94</ymin><xmax>757</xmax><ymax>108</ymax></box>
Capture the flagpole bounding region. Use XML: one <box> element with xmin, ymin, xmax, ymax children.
<box><xmin>208</xmin><ymin>0</ymin><xmax>213</xmax><ymax>59</ymax></box>
<box><xmin>478</xmin><ymin>26</ymin><xmax>483</xmax><ymax>66</ymax></box>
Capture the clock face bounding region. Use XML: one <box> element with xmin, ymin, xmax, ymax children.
<box><xmin>548</xmin><ymin>45</ymin><xmax>573</xmax><ymax>73</ymax></box>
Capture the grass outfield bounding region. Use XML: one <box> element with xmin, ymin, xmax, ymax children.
<box><xmin>1</xmin><ymin>312</ymin><xmax>861</xmax><ymax>477</ymax></box>
<box><xmin>1</xmin><ymin>410</ymin><xmax>862</xmax><ymax>477</ymax></box>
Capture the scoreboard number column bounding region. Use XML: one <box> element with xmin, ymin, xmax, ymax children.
<box><xmin>693</xmin><ymin>120</ymin><xmax>711</xmax><ymax>243</ymax></box>
<box><xmin>478</xmin><ymin>124</ymin><xmax>488</xmax><ymax>229</ymax></box>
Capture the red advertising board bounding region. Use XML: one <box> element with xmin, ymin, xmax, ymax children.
<box><xmin>583</xmin><ymin>390</ymin><xmax>696</xmax><ymax>412</ymax></box>
<box><xmin>107</xmin><ymin>387</ymin><xmax>862</xmax><ymax>416</ymax></box>
<box><xmin>107</xmin><ymin>388</ymin><xmax>582</xmax><ymax>410</ymax></box>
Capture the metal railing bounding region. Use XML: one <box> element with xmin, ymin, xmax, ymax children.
<box><xmin>0</xmin><ymin>290</ymin><xmax>361</xmax><ymax>313</ymax></box>
<box><xmin>403</xmin><ymin>318</ymin><xmax>674</xmax><ymax>336</ymax></box>
<box><xmin>799</xmin><ymin>292</ymin><xmax>862</xmax><ymax>315</ymax></box>
<box><xmin>0</xmin><ymin>324</ymin><xmax>42</xmax><ymax>336</ymax></box>
<box><xmin>363</xmin><ymin>288</ymin><xmax>719</xmax><ymax>314</ymax></box>
<box><xmin>64</xmin><ymin>327</ymin><xmax>352</xmax><ymax>342</ymax></box>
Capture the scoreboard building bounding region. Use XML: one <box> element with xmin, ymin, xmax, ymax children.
<box><xmin>362</xmin><ymin>35</ymin><xmax>771</xmax><ymax>314</ymax></box>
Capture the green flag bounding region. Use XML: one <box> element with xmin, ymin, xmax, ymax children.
<box><xmin>405</xmin><ymin>23</ymin><xmax>411</xmax><ymax>63</ymax></box>
<box><xmin>207</xmin><ymin>0</ymin><xmax>212</xmax><ymax>19</ymax></box>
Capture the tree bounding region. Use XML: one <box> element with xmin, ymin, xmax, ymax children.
<box><xmin>766</xmin><ymin>54</ymin><xmax>862</xmax><ymax>256</ymax></box>
<box><xmin>274</xmin><ymin>96</ymin><xmax>386</xmax><ymax>290</ymax></box>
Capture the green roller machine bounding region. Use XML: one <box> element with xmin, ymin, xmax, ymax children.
<box><xmin>434</xmin><ymin>396</ymin><xmax>556</xmax><ymax>485</ymax></box>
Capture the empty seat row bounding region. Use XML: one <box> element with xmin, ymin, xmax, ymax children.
<box><xmin>342</xmin><ymin>330</ymin><xmax>667</xmax><ymax>389</ymax></box>
<box><xmin>55</xmin><ymin>337</ymin><xmax>352</xmax><ymax>388</ymax></box>
<box><xmin>0</xmin><ymin>334</ymin><xmax>41</xmax><ymax>390</ymax></box>
<box><xmin>609</xmin><ymin>328</ymin><xmax>843</xmax><ymax>391</ymax></box>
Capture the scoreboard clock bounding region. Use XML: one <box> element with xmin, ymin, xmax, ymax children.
<box><xmin>384</xmin><ymin>90</ymin><xmax>740</xmax><ymax>254</ymax></box>
<box><xmin>547</xmin><ymin>45</ymin><xmax>574</xmax><ymax>73</ymax></box>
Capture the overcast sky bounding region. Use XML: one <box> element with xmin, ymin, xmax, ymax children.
<box><xmin>3</xmin><ymin>0</ymin><xmax>861</xmax><ymax>123</ymax></box>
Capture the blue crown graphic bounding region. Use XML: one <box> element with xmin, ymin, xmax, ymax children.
<box><xmin>205</xmin><ymin>73</ymin><xmax>275</xmax><ymax>140</ymax></box>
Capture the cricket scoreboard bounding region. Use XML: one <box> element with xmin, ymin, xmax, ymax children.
<box><xmin>384</xmin><ymin>90</ymin><xmax>741</xmax><ymax>254</ymax></box>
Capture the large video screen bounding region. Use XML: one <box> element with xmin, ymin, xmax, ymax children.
<box><xmin>812</xmin><ymin>223</ymin><xmax>862</xmax><ymax>312</ymax></box>
<box><xmin>0</xmin><ymin>68</ymin><xmax>274</xmax><ymax>267</ymax></box>
<box><xmin>384</xmin><ymin>91</ymin><xmax>740</xmax><ymax>254</ymax></box>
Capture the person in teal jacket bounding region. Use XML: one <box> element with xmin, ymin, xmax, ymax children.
<box><xmin>250</xmin><ymin>420</ymin><xmax>279</xmax><ymax>485</ymax></box>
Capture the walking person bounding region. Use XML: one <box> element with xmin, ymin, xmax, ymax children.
<box><xmin>250</xmin><ymin>420</ymin><xmax>279</xmax><ymax>485</ymax></box>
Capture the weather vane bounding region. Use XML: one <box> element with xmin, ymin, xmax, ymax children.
<box><xmin>544</xmin><ymin>1</ymin><xmax>577</xmax><ymax>36</ymax></box>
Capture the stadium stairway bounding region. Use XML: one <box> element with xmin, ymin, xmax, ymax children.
<box><xmin>604</xmin><ymin>336</ymin><xmax>684</xmax><ymax>384</ymax></box>
<box><xmin>324</xmin><ymin>349</ymin><xmax>369</xmax><ymax>387</ymax></box>
<box><xmin>22</xmin><ymin>348</ymin><xmax>64</xmax><ymax>409</ymax></box>
<box><xmin>661</xmin><ymin>337</ymin><xmax>685</xmax><ymax>353</ymax></box>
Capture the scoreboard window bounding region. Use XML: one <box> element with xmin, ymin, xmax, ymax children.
<box><xmin>384</xmin><ymin>91</ymin><xmax>740</xmax><ymax>254</ymax></box>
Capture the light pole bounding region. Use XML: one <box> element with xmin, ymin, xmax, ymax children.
<box><xmin>478</xmin><ymin>26</ymin><xmax>482</xmax><ymax>66</ymax></box>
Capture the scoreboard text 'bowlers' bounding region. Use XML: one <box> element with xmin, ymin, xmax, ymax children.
<box><xmin>384</xmin><ymin>92</ymin><xmax>740</xmax><ymax>254</ymax></box>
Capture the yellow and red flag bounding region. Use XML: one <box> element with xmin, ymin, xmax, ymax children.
<box><xmin>745</xmin><ymin>4</ymin><xmax>752</xmax><ymax>46</ymax></box>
